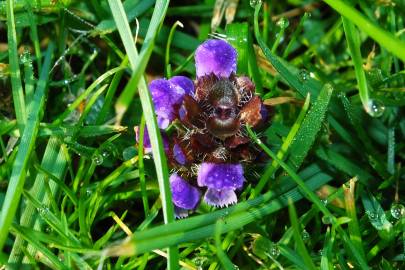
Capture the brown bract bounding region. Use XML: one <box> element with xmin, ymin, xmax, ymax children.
<box><xmin>171</xmin><ymin>73</ymin><xmax>270</xmax><ymax>166</ymax></box>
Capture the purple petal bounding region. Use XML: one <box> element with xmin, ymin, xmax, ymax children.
<box><xmin>204</xmin><ymin>188</ymin><xmax>237</xmax><ymax>207</ymax></box>
<box><xmin>169</xmin><ymin>76</ymin><xmax>195</xmax><ymax>99</ymax></box>
<box><xmin>149</xmin><ymin>77</ymin><xmax>194</xmax><ymax>128</ymax></box>
<box><xmin>197</xmin><ymin>162</ymin><xmax>244</xmax><ymax>190</ymax></box>
<box><xmin>170</xmin><ymin>173</ymin><xmax>201</xmax><ymax>210</ymax></box>
<box><xmin>173</xmin><ymin>144</ymin><xmax>187</xmax><ymax>165</ymax></box>
<box><xmin>149</xmin><ymin>79</ymin><xmax>176</xmax><ymax>128</ymax></box>
<box><xmin>135</xmin><ymin>127</ymin><xmax>169</xmax><ymax>154</ymax></box>
<box><xmin>195</xmin><ymin>39</ymin><xmax>237</xmax><ymax>78</ymax></box>
<box><xmin>174</xmin><ymin>205</ymin><xmax>190</xmax><ymax>218</ymax></box>
<box><xmin>260</xmin><ymin>103</ymin><xmax>269</xmax><ymax>122</ymax></box>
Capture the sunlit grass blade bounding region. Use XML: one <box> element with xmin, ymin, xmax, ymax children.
<box><xmin>107</xmin><ymin>1</ymin><xmax>178</xmax><ymax>268</ymax></box>
<box><xmin>341</xmin><ymin>17</ymin><xmax>371</xmax><ymax>115</ymax></box>
<box><xmin>0</xmin><ymin>43</ymin><xmax>54</xmax><ymax>250</ymax></box>
<box><xmin>6</xmin><ymin>0</ymin><xmax>26</xmax><ymax>132</ymax></box>
<box><xmin>103</xmin><ymin>170</ymin><xmax>332</xmax><ymax>256</ymax></box>
<box><xmin>323</xmin><ymin>0</ymin><xmax>405</xmax><ymax>62</ymax></box>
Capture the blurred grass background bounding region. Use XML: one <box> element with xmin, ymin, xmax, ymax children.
<box><xmin>0</xmin><ymin>0</ymin><xmax>404</xmax><ymax>269</ymax></box>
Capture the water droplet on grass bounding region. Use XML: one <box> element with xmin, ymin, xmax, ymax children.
<box><xmin>390</xmin><ymin>203</ymin><xmax>404</xmax><ymax>219</ymax></box>
<box><xmin>20</xmin><ymin>50</ymin><xmax>32</xmax><ymax>65</ymax></box>
<box><xmin>365</xmin><ymin>99</ymin><xmax>385</xmax><ymax>117</ymax></box>
<box><xmin>366</xmin><ymin>210</ymin><xmax>378</xmax><ymax>221</ymax></box>
<box><xmin>37</xmin><ymin>206</ymin><xmax>49</xmax><ymax>216</ymax></box>
<box><xmin>299</xmin><ymin>69</ymin><xmax>309</xmax><ymax>82</ymax></box>
<box><xmin>276</xmin><ymin>17</ymin><xmax>289</xmax><ymax>29</ymax></box>
<box><xmin>302</xmin><ymin>229</ymin><xmax>310</xmax><ymax>242</ymax></box>
<box><xmin>322</xmin><ymin>216</ymin><xmax>332</xmax><ymax>224</ymax></box>
<box><xmin>249</xmin><ymin>0</ymin><xmax>262</xmax><ymax>8</ymax></box>
<box><xmin>270</xmin><ymin>244</ymin><xmax>280</xmax><ymax>257</ymax></box>
<box><xmin>92</xmin><ymin>153</ymin><xmax>103</xmax><ymax>165</ymax></box>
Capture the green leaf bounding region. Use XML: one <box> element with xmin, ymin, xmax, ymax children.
<box><xmin>287</xmin><ymin>83</ymin><xmax>334</xmax><ymax>171</ymax></box>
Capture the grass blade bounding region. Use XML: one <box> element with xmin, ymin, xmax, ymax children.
<box><xmin>323</xmin><ymin>0</ymin><xmax>405</xmax><ymax>62</ymax></box>
<box><xmin>287</xmin><ymin>84</ymin><xmax>334</xmax><ymax>171</ymax></box>
<box><xmin>341</xmin><ymin>17</ymin><xmax>372</xmax><ymax>115</ymax></box>
<box><xmin>6</xmin><ymin>0</ymin><xmax>26</xmax><ymax>132</ymax></box>
<box><xmin>0</xmin><ymin>43</ymin><xmax>54</xmax><ymax>250</ymax></box>
<box><xmin>288</xmin><ymin>200</ymin><xmax>317</xmax><ymax>270</ymax></box>
<box><xmin>107</xmin><ymin>0</ymin><xmax>178</xmax><ymax>269</ymax></box>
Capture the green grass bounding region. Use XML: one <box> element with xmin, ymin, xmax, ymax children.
<box><xmin>0</xmin><ymin>0</ymin><xmax>404</xmax><ymax>269</ymax></box>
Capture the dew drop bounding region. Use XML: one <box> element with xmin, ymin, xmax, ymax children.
<box><xmin>299</xmin><ymin>69</ymin><xmax>309</xmax><ymax>82</ymax></box>
<box><xmin>86</xmin><ymin>189</ymin><xmax>92</xmax><ymax>197</ymax></box>
<box><xmin>322</xmin><ymin>215</ymin><xmax>332</xmax><ymax>224</ymax></box>
<box><xmin>276</xmin><ymin>17</ymin><xmax>289</xmax><ymax>29</ymax></box>
<box><xmin>302</xmin><ymin>229</ymin><xmax>310</xmax><ymax>242</ymax></box>
<box><xmin>37</xmin><ymin>206</ymin><xmax>49</xmax><ymax>216</ymax></box>
<box><xmin>92</xmin><ymin>153</ymin><xmax>103</xmax><ymax>165</ymax></box>
<box><xmin>321</xmin><ymin>199</ymin><xmax>328</xmax><ymax>206</ymax></box>
<box><xmin>365</xmin><ymin>99</ymin><xmax>385</xmax><ymax>117</ymax></box>
<box><xmin>269</xmin><ymin>244</ymin><xmax>280</xmax><ymax>257</ymax></box>
<box><xmin>249</xmin><ymin>0</ymin><xmax>262</xmax><ymax>8</ymax></box>
<box><xmin>366</xmin><ymin>210</ymin><xmax>378</xmax><ymax>221</ymax></box>
<box><xmin>390</xmin><ymin>203</ymin><xmax>404</xmax><ymax>219</ymax></box>
<box><xmin>101</xmin><ymin>150</ymin><xmax>109</xmax><ymax>158</ymax></box>
<box><xmin>20</xmin><ymin>50</ymin><xmax>32</xmax><ymax>65</ymax></box>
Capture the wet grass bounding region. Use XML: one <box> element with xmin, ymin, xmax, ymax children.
<box><xmin>0</xmin><ymin>0</ymin><xmax>404</xmax><ymax>269</ymax></box>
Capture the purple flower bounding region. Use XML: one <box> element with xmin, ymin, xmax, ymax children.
<box><xmin>143</xmin><ymin>39</ymin><xmax>269</xmax><ymax>217</ymax></box>
<box><xmin>149</xmin><ymin>76</ymin><xmax>194</xmax><ymax>129</ymax></box>
<box><xmin>197</xmin><ymin>162</ymin><xmax>244</xmax><ymax>207</ymax></box>
<box><xmin>170</xmin><ymin>173</ymin><xmax>200</xmax><ymax>218</ymax></box>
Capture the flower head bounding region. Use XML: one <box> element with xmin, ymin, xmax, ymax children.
<box><xmin>138</xmin><ymin>39</ymin><xmax>270</xmax><ymax>217</ymax></box>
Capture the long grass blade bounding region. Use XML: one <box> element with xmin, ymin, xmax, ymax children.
<box><xmin>0</xmin><ymin>42</ymin><xmax>54</xmax><ymax>250</ymax></box>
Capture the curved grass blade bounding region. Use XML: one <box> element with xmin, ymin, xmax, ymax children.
<box><xmin>106</xmin><ymin>0</ymin><xmax>178</xmax><ymax>268</ymax></box>
<box><xmin>253</xmin><ymin>3</ymin><xmax>316</xmax><ymax>98</ymax></box>
<box><xmin>103</xmin><ymin>170</ymin><xmax>332</xmax><ymax>256</ymax></box>
<box><xmin>323</xmin><ymin>0</ymin><xmax>405</xmax><ymax>62</ymax></box>
<box><xmin>341</xmin><ymin>17</ymin><xmax>372</xmax><ymax>116</ymax></box>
